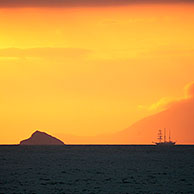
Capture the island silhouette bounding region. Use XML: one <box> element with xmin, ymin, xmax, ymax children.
<box><xmin>20</xmin><ymin>130</ymin><xmax>65</xmax><ymax>145</ymax></box>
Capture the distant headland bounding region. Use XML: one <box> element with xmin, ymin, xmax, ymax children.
<box><xmin>20</xmin><ymin>130</ymin><xmax>65</xmax><ymax>145</ymax></box>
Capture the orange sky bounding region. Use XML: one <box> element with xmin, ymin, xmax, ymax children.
<box><xmin>0</xmin><ymin>2</ymin><xmax>194</xmax><ymax>144</ymax></box>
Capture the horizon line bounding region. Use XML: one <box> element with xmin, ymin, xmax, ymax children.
<box><xmin>1</xmin><ymin>143</ymin><xmax>194</xmax><ymax>146</ymax></box>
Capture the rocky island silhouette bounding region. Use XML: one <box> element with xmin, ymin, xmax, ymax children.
<box><xmin>20</xmin><ymin>130</ymin><xmax>65</xmax><ymax>145</ymax></box>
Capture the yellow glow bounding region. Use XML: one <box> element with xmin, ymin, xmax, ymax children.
<box><xmin>0</xmin><ymin>4</ymin><xmax>194</xmax><ymax>144</ymax></box>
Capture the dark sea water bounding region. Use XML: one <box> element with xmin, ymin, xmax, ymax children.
<box><xmin>0</xmin><ymin>145</ymin><xmax>194</xmax><ymax>194</ymax></box>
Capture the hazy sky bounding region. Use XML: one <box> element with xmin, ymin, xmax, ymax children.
<box><xmin>0</xmin><ymin>1</ymin><xmax>194</xmax><ymax>144</ymax></box>
<box><xmin>0</xmin><ymin>0</ymin><xmax>194</xmax><ymax>7</ymax></box>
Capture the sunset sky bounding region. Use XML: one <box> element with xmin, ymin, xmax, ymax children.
<box><xmin>0</xmin><ymin>0</ymin><xmax>194</xmax><ymax>144</ymax></box>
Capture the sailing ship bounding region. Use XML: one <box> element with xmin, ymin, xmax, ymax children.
<box><xmin>154</xmin><ymin>128</ymin><xmax>176</xmax><ymax>146</ymax></box>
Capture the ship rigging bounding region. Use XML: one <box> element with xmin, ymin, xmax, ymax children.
<box><xmin>154</xmin><ymin>128</ymin><xmax>176</xmax><ymax>146</ymax></box>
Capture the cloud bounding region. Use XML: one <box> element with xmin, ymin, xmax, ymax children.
<box><xmin>141</xmin><ymin>48</ymin><xmax>194</xmax><ymax>58</ymax></box>
<box><xmin>0</xmin><ymin>47</ymin><xmax>90</xmax><ymax>60</ymax></box>
<box><xmin>138</xmin><ymin>97</ymin><xmax>176</xmax><ymax>112</ymax></box>
<box><xmin>139</xmin><ymin>82</ymin><xmax>194</xmax><ymax>112</ymax></box>
<box><xmin>0</xmin><ymin>0</ymin><xmax>194</xmax><ymax>8</ymax></box>
<box><xmin>184</xmin><ymin>82</ymin><xmax>194</xmax><ymax>98</ymax></box>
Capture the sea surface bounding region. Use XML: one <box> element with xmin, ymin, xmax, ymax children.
<box><xmin>0</xmin><ymin>145</ymin><xmax>194</xmax><ymax>194</ymax></box>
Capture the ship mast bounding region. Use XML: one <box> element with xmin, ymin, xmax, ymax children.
<box><xmin>169</xmin><ymin>129</ymin><xmax>171</xmax><ymax>142</ymax></box>
<box><xmin>164</xmin><ymin>128</ymin><xmax>166</xmax><ymax>142</ymax></box>
<box><xmin>157</xmin><ymin>129</ymin><xmax>162</xmax><ymax>143</ymax></box>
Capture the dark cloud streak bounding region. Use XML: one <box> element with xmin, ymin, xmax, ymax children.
<box><xmin>0</xmin><ymin>0</ymin><xmax>194</xmax><ymax>8</ymax></box>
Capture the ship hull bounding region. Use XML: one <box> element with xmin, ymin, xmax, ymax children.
<box><xmin>155</xmin><ymin>142</ymin><xmax>176</xmax><ymax>146</ymax></box>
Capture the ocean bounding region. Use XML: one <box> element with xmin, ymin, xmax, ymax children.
<box><xmin>0</xmin><ymin>145</ymin><xmax>194</xmax><ymax>193</ymax></box>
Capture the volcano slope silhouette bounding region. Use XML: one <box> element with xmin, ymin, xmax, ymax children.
<box><xmin>112</xmin><ymin>97</ymin><xmax>194</xmax><ymax>144</ymax></box>
<box><xmin>61</xmin><ymin>96</ymin><xmax>194</xmax><ymax>144</ymax></box>
<box><xmin>20</xmin><ymin>130</ymin><xmax>65</xmax><ymax>145</ymax></box>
